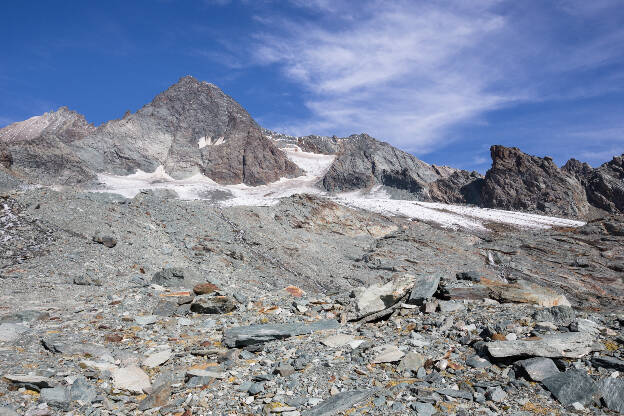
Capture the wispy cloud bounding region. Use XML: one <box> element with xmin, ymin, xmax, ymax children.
<box><xmin>250</xmin><ymin>0</ymin><xmax>623</xmax><ymax>155</ymax></box>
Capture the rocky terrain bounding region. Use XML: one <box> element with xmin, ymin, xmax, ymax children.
<box><xmin>0</xmin><ymin>76</ymin><xmax>623</xmax><ymax>415</ymax></box>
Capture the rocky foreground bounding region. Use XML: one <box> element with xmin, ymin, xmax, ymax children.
<box><xmin>1</xmin><ymin>188</ymin><xmax>623</xmax><ymax>415</ymax></box>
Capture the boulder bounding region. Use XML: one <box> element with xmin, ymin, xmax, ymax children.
<box><xmin>352</xmin><ymin>274</ymin><xmax>416</xmax><ymax>317</ymax></box>
<box><xmin>223</xmin><ymin>320</ymin><xmax>340</xmax><ymax>348</ymax></box>
<box><xmin>542</xmin><ymin>369</ymin><xmax>597</xmax><ymax>406</ymax></box>
<box><xmin>514</xmin><ymin>357</ymin><xmax>560</xmax><ymax>381</ymax></box>
<box><xmin>485</xmin><ymin>332</ymin><xmax>594</xmax><ymax>359</ymax></box>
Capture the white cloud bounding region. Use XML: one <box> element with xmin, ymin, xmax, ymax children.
<box><xmin>251</xmin><ymin>0</ymin><xmax>623</xmax><ymax>155</ymax></box>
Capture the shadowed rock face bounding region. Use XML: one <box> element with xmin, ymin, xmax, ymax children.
<box><xmin>321</xmin><ymin>134</ymin><xmax>442</xmax><ymax>197</ymax></box>
<box><xmin>564</xmin><ymin>155</ymin><xmax>624</xmax><ymax>214</ymax></box>
<box><xmin>479</xmin><ymin>145</ymin><xmax>589</xmax><ymax>217</ymax></box>
<box><xmin>429</xmin><ymin>170</ymin><xmax>484</xmax><ymax>205</ymax></box>
<box><xmin>72</xmin><ymin>76</ymin><xmax>302</xmax><ymax>183</ymax></box>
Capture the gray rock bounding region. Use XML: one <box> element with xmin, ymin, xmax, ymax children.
<box><xmin>406</xmin><ymin>275</ymin><xmax>441</xmax><ymax>305</ymax></box>
<box><xmin>111</xmin><ymin>366</ymin><xmax>151</xmax><ymax>394</ymax></box>
<box><xmin>302</xmin><ymin>389</ymin><xmax>376</xmax><ymax>416</ymax></box>
<box><xmin>151</xmin><ymin>267</ymin><xmax>198</xmax><ymax>288</ymax></box>
<box><xmin>486</xmin><ymin>387</ymin><xmax>507</xmax><ymax>403</ymax></box>
<box><xmin>437</xmin><ymin>388</ymin><xmax>473</xmax><ymax>400</ymax></box>
<box><xmin>466</xmin><ymin>355</ymin><xmax>491</xmax><ymax>369</ymax></box>
<box><xmin>352</xmin><ymin>274</ymin><xmax>415</xmax><ymax>318</ymax></box>
<box><xmin>410</xmin><ymin>402</ymin><xmax>436</xmax><ymax>416</ymax></box>
<box><xmin>598</xmin><ymin>377</ymin><xmax>624</xmax><ymax>413</ymax></box>
<box><xmin>138</xmin><ymin>375</ymin><xmax>172</xmax><ymax>411</ymax></box>
<box><xmin>0</xmin><ymin>310</ymin><xmax>49</xmax><ymax>323</ymax></box>
<box><xmin>0</xmin><ymin>323</ymin><xmax>28</xmax><ymax>343</ymax></box>
<box><xmin>223</xmin><ymin>320</ymin><xmax>340</xmax><ymax>348</ymax></box>
<box><xmin>532</xmin><ymin>306</ymin><xmax>576</xmax><ymax>326</ymax></box>
<box><xmin>92</xmin><ymin>233</ymin><xmax>117</xmax><ymax>248</ymax></box>
<box><xmin>541</xmin><ymin>369</ymin><xmax>598</xmax><ymax>406</ymax></box>
<box><xmin>248</xmin><ymin>382</ymin><xmax>265</xmax><ymax>395</ymax></box>
<box><xmin>455</xmin><ymin>271</ymin><xmax>482</xmax><ymax>283</ymax></box>
<box><xmin>514</xmin><ymin>357</ymin><xmax>560</xmax><ymax>381</ymax></box>
<box><xmin>480</xmin><ymin>145</ymin><xmax>589</xmax><ymax>217</ymax></box>
<box><xmin>0</xmin><ymin>407</ymin><xmax>19</xmax><ymax>416</ymax></box>
<box><xmin>69</xmin><ymin>376</ymin><xmax>97</xmax><ymax>403</ymax></box>
<box><xmin>39</xmin><ymin>386</ymin><xmax>70</xmax><ymax>409</ymax></box>
<box><xmin>397</xmin><ymin>352</ymin><xmax>425</xmax><ymax>372</ymax></box>
<box><xmin>152</xmin><ymin>300</ymin><xmax>178</xmax><ymax>317</ymax></box>
<box><xmin>190</xmin><ymin>295</ymin><xmax>237</xmax><ymax>314</ymax></box>
<box><xmin>485</xmin><ymin>332</ymin><xmax>595</xmax><ymax>359</ymax></box>
<box><xmin>371</xmin><ymin>344</ymin><xmax>404</xmax><ymax>364</ymax></box>
<box><xmin>134</xmin><ymin>315</ymin><xmax>159</xmax><ymax>326</ymax></box>
<box><xmin>438</xmin><ymin>300</ymin><xmax>465</xmax><ymax>313</ymax></box>
<box><xmin>3</xmin><ymin>374</ymin><xmax>53</xmax><ymax>388</ymax></box>
<box><xmin>591</xmin><ymin>356</ymin><xmax>624</xmax><ymax>371</ymax></box>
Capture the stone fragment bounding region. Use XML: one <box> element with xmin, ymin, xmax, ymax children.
<box><xmin>111</xmin><ymin>366</ymin><xmax>151</xmax><ymax>394</ymax></box>
<box><xmin>352</xmin><ymin>274</ymin><xmax>415</xmax><ymax>317</ymax></box>
<box><xmin>570</xmin><ymin>318</ymin><xmax>600</xmax><ymax>335</ymax></box>
<box><xmin>598</xmin><ymin>377</ymin><xmax>624</xmax><ymax>413</ymax></box>
<box><xmin>190</xmin><ymin>295</ymin><xmax>237</xmax><ymax>314</ymax></box>
<box><xmin>371</xmin><ymin>344</ymin><xmax>404</xmax><ymax>364</ymax></box>
<box><xmin>69</xmin><ymin>376</ymin><xmax>97</xmax><ymax>403</ymax></box>
<box><xmin>3</xmin><ymin>374</ymin><xmax>53</xmax><ymax>388</ymax></box>
<box><xmin>410</xmin><ymin>402</ymin><xmax>436</xmax><ymax>416</ymax></box>
<box><xmin>406</xmin><ymin>275</ymin><xmax>440</xmax><ymax>305</ymax></box>
<box><xmin>489</xmin><ymin>281</ymin><xmax>571</xmax><ymax>307</ymax></box>
<box><xmin>514</xmin><ymin>357</ymin><xmax>560</xmax><ymax>381</ymax></box>
<box><xmin>532</xmin><ymin>306</ymin><xmax>576</xmax><ymax>326</ymax></box>
<box><xmin>193</xmin><ymin>282</ymin><xmax>219</xmax><ymax>295</ymax></box>
<box><xmin>591</xmin><ymin>356</ymin><xmax>624</xmax><ymax>371</ymax></box>
<box><xmin>223</xmin><ymin>320</ymin><xmax>340</xmax><ymax>348</ymax></box>
<box><xmin>151</xmin><ymin>268</ymin><xmax>198</xmax><ymax>288</ymax></box>
<box><xmin>185</xmin><ymin>369</ymin><xmax>225</xmax><ymax>380</ymax></box>
<box><xmin>72</xmin><ymin>274</ymin><xmax>102</xmax><ymax>286</ymax></box>
<box><xmin>437</xmin><ymin>388</ymin><xmax>473</xmax><ymax>400</ymax></box>
<box><xmin>138</xmin><ymin>376</ymin><xmax>172</xmax><ymax>411</ymax></box>
<box><xmin>143</xmin><ymin>349</ymin><xmax>172</xmax><ymax>368</ymax></box>
<box><xmin>274</xmin><ymin>364</ymin><xmax>296</xmax><ymax>377</ymax></box>
<box><xmin>0</xmin><ymin>310</ymin><xmax>49</xmax><ymax>323</ymax></box>
<box><xmin>466</xmin><ymin>355</ymin><xmax>491</xmax><ymax>369</ymax></box>
<box><xmin>321</xmin><ymin>334</ymin><xmax>356</xmax><ymax>348</ymax></box>
<box><xmin>0</xmin><ymin>407</ymin><xmax>18</xmax><ymax>416</ymax></box>
<box><xmin>542</xmin><ymin>369</ymin><xmax>597</xmax><ymax>406</ymax></box>
<box><xmin>93</xmin><ymin>232</ymin><xmax>117</xmax><ymax>248</ymax></box>
<box><xmin>456</xmin><ymin>271</ymin><xmax>481</xmax><ymax>282</ymax></box>
<box><xmin>135</xmin><ymin>315</ymin><xmax>159</xmax><ymax>326</ymax></box>
<box><xmin>39</xmin><ymin>387</ymin><xmax>70</xmax><ymax>408</ymax></box>
<box><xmin>397</xmin><ymin>352</ymin><xmax>425</xmax><ymax>372</ymax></box>
<box><xmin>438</xmin><ymin>301</ymin><xmax>464</xmax><ymax>313</ymax></box>
<box><xmin>302</xmin><ymin>390</ymin><xmax>376</xmax><ymax>416</ymax></box>
<box><xmin>248</xmin><ymin>382</ymin><xmax>265</xmax><ymax>395</ymax></box>
<box><xmin>153</xmin><ymin>299</ymin><xmax>178</xmax><ymax>317</ymax></box>
<box><xmin>486</xmin><ymin>387</ymin><xmax>507</xmax><ymax>402</ymax></box>
<box><xmin>485</xmin><ymin>332</ymin><xmax>594</xmax><ymax>359</ymax></box>
<box><xmin>0</xmin><ymin>323</ymin><xmax>28</xmax><ymax>343</ymax></box>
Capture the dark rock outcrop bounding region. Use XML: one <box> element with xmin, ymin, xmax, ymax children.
<box><xmin>429</xmin><ymin>170</ymin><xmax>484</xmax><ymax>205</ymax></box>
<box><xmin>563</xmin><ymin>155</ymin><xmax>624</xmax><ymax>214</ymax></box>
<box><xmin>321</xmin><ymin>134</ymin><xmax>442</xmax><ymax>198</ymax></box>
<box><xmin>479</xmin><ymin>146</ymin><xmax>589</xmax><ymax>217</ymax></box>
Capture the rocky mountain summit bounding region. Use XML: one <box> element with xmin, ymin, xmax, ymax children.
<box><xmin>0</xmin><ymin>76</ymin><xmax>301</xmax><ymax>187</ymax></box>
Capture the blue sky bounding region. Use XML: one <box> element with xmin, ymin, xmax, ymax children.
<box><xmin>1</xmin><ymin>0</ymin><xmax>623</xmax><ymax>172</ymax></box>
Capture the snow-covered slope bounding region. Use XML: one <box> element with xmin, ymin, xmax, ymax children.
<box><xmin>95</xmin><ymin>146</ymin><xmax>585</xmax><ymax>231</ymax></box>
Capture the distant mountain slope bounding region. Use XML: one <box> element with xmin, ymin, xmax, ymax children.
<box><xmin>0</xmin><ymin>76</ymin><xmax>302</xmax><ymax>187</ymax></box>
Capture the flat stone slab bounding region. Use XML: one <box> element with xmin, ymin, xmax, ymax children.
<box><xmin>321</xmin><ymin>334</ymin><xmax>356</xmax><ymax>348</ymax></box>
<box><xmin>3</xmin><ymin>374</ymin><xmax>53</xmax><ymax>388</ymax></box>
<box><xmin>0</xmin><ymin>324</ymin><xmax>28</xmax><ymax>343</ymax></box>
<box><xmin>223</xmin><ymin>320</ymin><xmax>340</xmax><ymax>348</ymax></box>
<box><xmin>111</xmin><ymin>366</ymin><xmax>151</xmax><ymax>394</ymax></box>
<box><xmin>542</xmin><ymin>369</ymin><xmax>597</xmax><ymax>406</ymax></box>
<box><xmin>353</xmin><ymin>274</ymin><xmax>416</xmax><ymax>317</ymax></box>
<box><xmin>302</xmin><ymin>389</ymin><xmax>376</xmax><ymax>416</ymax></box>
<box><xmin>143</xmin><ymin>349</ymin><xmax>172</xmax><ymax>368</ymax></box>
<box><xmin>407</xmin><ymin>275</ymin><xmax>440</xmax><ymax>305</ymax></box>
<box><xmin>485</xmin><ymin>332</ymin><xmax>594</xmax><ymax>359</ymax></box>
<box><xmin>591</xmin><ymin>356</ymin><xmax>624</xmax><ymax>371</ymax></box>
<box><xmin>598</xmin><ymin>377</ymin><xmax>624</xmax><ymax>413</ymax></box>
<box><xmin>371</xmin><ymin>344</ymin><xmax>404</xmax><ymax>364</ymax></box>
<box><xmin>514</xmin><ymin>357</ymin><xmax>560</xmax><ymax>381</ymax></box>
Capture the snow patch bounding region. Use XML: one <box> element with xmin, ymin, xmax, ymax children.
<box><xmin>94</xmin><ymin>151</ymin><xmax>585</xmax><ymax>231</ymax></box>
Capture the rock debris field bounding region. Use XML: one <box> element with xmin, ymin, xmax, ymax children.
<box><xmin>1</xmin><ymin>186</ymin><xmax>624</xmax><ymax>416</ymax></box>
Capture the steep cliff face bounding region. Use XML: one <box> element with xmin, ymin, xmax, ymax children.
<box><xmin>479</xmin><ymin>146</ymin><xmax>589</xmax><ymax>217</ymax></box>
<box><xmin>321</xmin><ymin>134</ymin><xmax>443</xmax><ymax>198</ymax></box>
<box><xmin>72</xmin><ymin>76</ymin><xmax>302</xmax><ymax>183</ymax></box>
<box><xmin>429</xmin><ymin>170</ymin><xmax>484</xmax><ymax>205</ymax></box>
<box><xmin>564</xmin><ymin>155</ymin><xmax>624</xmax><ymax>214</ymax></box>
